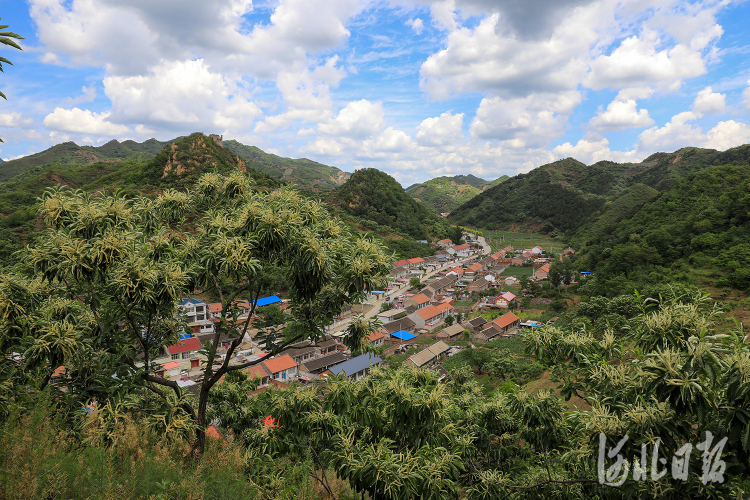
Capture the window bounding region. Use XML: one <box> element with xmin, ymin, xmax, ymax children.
<box><xmin>171</xmin><ymin>353</ymin><xmax>179</xmax><ymax>360</ymax></box>
<box><xmin>182</xmin><ymin>352</ymin><xmax>190</xmax><ymax>359</ymax></box>
<box><xmin>195</xmin><ymin>306</ymin><xmax>204</xmax><ymax>313</ymax></box>
<box><xmin>197</xmin><ymin>315</ymin><xmax>205</xmax><ymax>321</ymax></box>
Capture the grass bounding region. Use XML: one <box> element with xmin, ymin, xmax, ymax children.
<box><xmin>497</xmin><ymin>266</ymin><xmax>535</xmax><ymax>278</ymax></box>
<box><xmin>453</xmin><ymin>300</ymin><xmax>475</xmax><ymax>307</ymax></box>
<box><xmin>483</xmin><ymin>231</ymin><xmax>565</xmax><ymax>255</ymax></box>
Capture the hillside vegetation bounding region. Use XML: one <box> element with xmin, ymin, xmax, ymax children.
<box><xmin>0</xmin><ymin>138</ymin><xmax>173</xmax><ymax>182</ymax></box>
<box><xmin>328</xmin><ymin>168</ymin><xmax>451</xmax><ymax>242</ymax></box>
<box><xmin>406</xmin><ymin>174</ymin><xmax>508</xmax><ymax>213</ymax></box>
<box><xmin>449</xmin><ymin>145</ymin><xmax>750</xmax><ymax>234</ymax></box>
<box><xmin>573</xmin><ymin>164</ymin><xmax>750</xmax><ymax>295</ymax></box>
<box><xmin>224</xmin><ymin>139</ymin><xmax>350</xmax><ymax>190</ymax></box>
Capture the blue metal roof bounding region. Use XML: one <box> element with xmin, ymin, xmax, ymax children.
<box><xmin>328</xmin><ymin>353</ymin><xmax>382</xmax><ymax>376</ymax></box>
<box><xmin>256</xmin><ymin>295</ymin><xmax>281</xmax><ymax>307</ymax></box>
<box><xmin>391</xmin><ymin>330</ymin><xmax>416</xmax><ymax>340</ymax></box>
<box><xmin>180</xmin><ymin>298</ymin><xmax>204</xmax><ymax>306</ymax></box>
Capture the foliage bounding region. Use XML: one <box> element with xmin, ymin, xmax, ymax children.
<box><xmin>2</xmin><ymin>170</ymin><xmax>390</xmax><ymax>456</ymax></box>
<box><xmin>224</xmin><ymin>139</ymin><xmax>349</xmax><ymax>191</ymax></box>
<box><xmin>406</xmin><ymin>174</ymin><xmax>498</xmax><ymax>214</ymax></box>
<box><xmin>0</xmin><ymin>18</ymin><xmax>23</xmax><ymax>141</ymax></box>
<box><xmin>409</xmin><ymin>277</ymin><xmax>423</xmax><ymax>290</ymax></box>
<box><xmin>572</xmin><ymin>164</ymin><xmax>750</xmax><ymax>295</ymax></box>
<box><xmin>330</xmin><ymin>168</ymin><xmax>451</xmax><ymax>240</ymax></box>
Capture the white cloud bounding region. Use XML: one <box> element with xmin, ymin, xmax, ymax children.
<box><xmin>103</xmin><ymin>59</ymin><xmax>261</xmax><ymax>132</ymax></box>
<box><xmin>318</xmin><ymin>99</ymin><xmax>385</xmax><ymax>139</ymax></box>
<box><xmin>64</xmin><ymin>84</ymin><xmax>97</xmax><ymax>105</ymax></box>
<box><xmin>637</xmin><ymin>112</ymin><xmax>750</xmax><ymax>154</ymax></box>
<box><xmin>255</xmin><ymin>57</ymin><xmax>345</xmax><ymax>132</ymax></box>
<box><xmin>366</xmin><ymin>127</ymin><xmax>415</xmax><ymax>152</ymax></box>
<box><xmin>43</xmin><ymin>107</ymin><xmax>131</xmax><ymax>136</ymax></box>
<box><xmin>691</xmin><ymin>86</ymin><xmax>726</xmax><ymax>115</ymax></box>
<box><xmin>553</xmin><ymin>138</ymin><xmax>640</xmax><ymax>164</ymax></box>
<box><xmin>29</xmin><ymin>0</ymin><xmax>363</xmax><ymax>77</ymax></box>
<box><xmin>416</xmin><ymin>111</ymin><xmax>464</xmax><ymax>146</ymax></box>
<box><xmin>470</xmin><ymin>92</ymin><xmax>581</xmax><ymax>147</ymax></box>
<box><xmin>0</xmin><ymin>113</ymin><xmax>33</xmax><ymax>128</ymax></box>
<box><xmin>406</xmin><ymin>18</ymin><xmax>424</xmax><ymax>35</ymax></box>
<box><xmin>586</xmin><ymin>32</ymin><xmax>709</xmax><ymax>90</ymax></box>
<box><xmin>703</xmin><ymin>120</ymin><xmax>750</xmax><ymax>150</ymax></box>
<box><xmin>588</xmin><ymin>97</ymin><xmax>654</xmax><ymax>132</ymax></box>
<box><xmin>637</xmin><ymin>111</ymin><xmax>704</xmax><ymax>152</ymax></box>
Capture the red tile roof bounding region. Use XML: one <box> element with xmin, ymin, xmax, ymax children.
<box><xmin>452</xmin><ymin>244</ymin><xmax>470</xmax><ymax>250</ymax></box>
<box><xmin>161</xmin><ymin>361</ymin><xmax>180</xmax><ymax>370</ymax></box>
<box><xmin>416</xmin><ymin>302</ymin><xmax>454</xmax><ymax>320</ymax></box>
<box><xmin>246</xmin><ymin>364</ymin><xmax>271</xmax><ymax>380</ymax></box>
<box><xmin>413</xmin><ymin>294</ymin><xmax>431</xmax><ymax>304</ymax></box>
<box><xmin>407</xmin><ymin>257</ymin><xmax>425</xmax><ymax>264</ymax></box>
<box><xmin>262</xmin><ymin>354</ymin><xmax>297</xmax><ymax>374</ymax></box>
<box><xmin>493</xmin><ymin>312</ymin><xmax>520</xmax><ymax>328</ymax></box>
<box><xmin>167</xmin><ymin>337</ymin><xmax>202</xmax><ymax>355</ymax></box>
<box><xmin>448</xmin><ymin>267</ymin><xmax>464</xmax><ymax>275</ymax></box>
<box><xmin>368</xmin><ymin>331</ymin><xmax>385</xmax><ymax>342</ymax></box>
<box><xmin>393</xmin><ymin>259</ymin><xmax>410</xmax><ymax>267</ymax></box>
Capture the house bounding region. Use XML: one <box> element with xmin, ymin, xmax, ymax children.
<box><xmin>563</xmin><ymin>247</ymin><xmax>575</xmax><ymax>257</ymax></box>
<box><xmin>381</xmin><ymin>317</ymin><xmax>417</xmax><ymax>336</ymax></box>
<box><xmin>534</xmin><ymin>263</ymin><xmax>551</xmax><ymax>280</ymax></box>
<box><xmin>446</xmin><ymin>266</ymin><xmax>465</xmax><ymax>277</ymax></box>
<box><xmin>493</xmin><ymin>292</ymin><xmax>516</xmax><ymax>309</ymax></box>
<box><xmin>452</xmin><ymin>244</ymin><xmax>472</xmax><ymax>257</ymax></box>
<box><xmin>390</xmin><ymin>266</ymin><xmax>409</xmax><ymax>280</ymax></box>
<box><xmin>465</xmin><ymin>262</ymin><xmax>483</xmax><ymax>278</ymax></box>
<box><xmin>407</xmin><ymin>257</ymin><xmax>425</xmax><ymax>268</ymax></box>
<box><xmin>492</xmin><ymin>312</ymin><xmax>521</xmax><ymax>335</ymax></box>
<box><xmin>166</xmin><ymin>337</ymin><xmax>203</xmax><ymax>369</ymax></box>
<box><xmin>436</xmin><ymin>323</ymin><xmax>465</xmax><ymax>342</ymax></box>
<box><xmin>262</xmin><ymin>354</ymin><xmax>298</xmax><ymax>382</ymax></box>
<box><xmin>409</xmin><ymin>302</ymin><xmax>454</xmax><ymax>329</ymax></box>
<box><xmin>404</xmin><ymin>341</ymin><xmax>451</xmax><ymax>368</ymax></box>
<box><xmin>393</xmin><ymin>259</ymin><xmax>410</xmax><ymax>268</ymax></box>
<box><xmin>405</xmin><ymin>293</ymin><xmax>431</xmax><ymax>311</ymax></box>
<box><xmin>245</xmin><ymin>364</ymin><xmax>272</xmax><ymax>387</ymax></box>
<box><xmin>472</xmin><ymin>324</ymin><xmax>501</xmax><ymax>343</ymax></box>
<box><xmin>462</xmin><ymin>316</ymin><xmax>487</xmax><ymax>333</ymax></box>
<box><xmin>532</xmin><ymin>246</ymin><xmax>544</xmax><ymax>255</ymax></box>
<box><xmin>323</xmin><ymin>353</ymin><xmax>382</xmax><ymax>381</ymax></box>
<box><xmin>376</xmin><ymin>308</ymin><xmax>406</xmax><ymax>322</ymax></box>
<box><xmin>299</xmin><ymin>351</ymin><xmax>349</xmax><ymax>377</ymax></box>
<box><xmin>367</xmin><ymin>330</ymin><xmax>385</xmax><ymax>348</ymax></box>
<box><xmin>276</xmin><ymin>340</ymin><xmax>320</xmax><ymax>366</ymax></box>
<box><xmin>510</xmin><ymin>256</ymin><xmax>526</xmax><ymax>266</ymax></box>
<box><xmin>468</xmin><ymin>277</ymin><xmax>490</xmax><ymax>293</ymax></box>
<box><xmin>437</xmin><ymin>239</ymin><xmax>453</xmax><ymax>248</ymax></box>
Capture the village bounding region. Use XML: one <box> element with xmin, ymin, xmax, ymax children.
<box><xmin>104</xmin><ymin>231</ymin><xmax>578</xmax><ymax>405</ymax></box>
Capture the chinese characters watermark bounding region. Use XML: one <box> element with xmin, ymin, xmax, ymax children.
<box><xmin>598</xmin><ymin>432</ymin><xmax>728</xmax><ymax>486</ymax></box>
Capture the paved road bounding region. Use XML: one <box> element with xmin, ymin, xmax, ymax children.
<box><xmin>328</xmin><ymin>237</ymin><xmax>491</xmax><ymax>333</ymax></box>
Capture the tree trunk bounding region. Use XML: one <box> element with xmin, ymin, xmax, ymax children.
<box><xmin>192</xmin><ymin>385</ymin><xmax>210</xmax><ymax>458</ymax></box>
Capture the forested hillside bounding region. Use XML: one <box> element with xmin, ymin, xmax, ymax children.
<box><xmin>449</xmin><ymin>145</ymin><xmax>750</xmax><ymax>234</ymax></box>
<box><xmin>572</xmin><ymin>164</ymin><xmax>750</xmax><ymax>295</ymax></box>
<box><xmin>224</xmin><ymin>139</ymin><xmax>350</xmax><ymax>190</ymax></box>
<box><xmin>406</xmin><ymin>174</ymin><xmax>508</xmax><ymax>213</ymax></box>
<box><xmin>329</xmin><ymin>168</ymin><xmax>450</xmax><ymax>241</ymax></box>
<box><xmin>0</xmin><ymin>137</ymin><xmax>173</xmax><ymax>182</ymax></box>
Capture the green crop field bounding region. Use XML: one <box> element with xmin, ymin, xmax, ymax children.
<box><xmin>483</xmin><ymin>231</ymin><xmax>565</xmax><ymax>255</ymax></box>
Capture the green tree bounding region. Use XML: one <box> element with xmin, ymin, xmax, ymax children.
<box><xmin>0</xmin><ymin>19</ymin><xmax>23</xmax><ymax>143</ymax></box>
<box><xmin>409</xmin><ymin>277</ymin><xmax>423</xmax><ymax>290</ymax></box>
<box><xmin>379</xmin><ymin>301</ymin><xmax>394</xmax><ymax>313</ymax></box>
<box><xmin>444</xmin><ymin>314</ymin><xmax>454</xmax><ymax>326</ymax></box>
<box><xmin>10</xmin><ymin>171</ymin><xmax>390</xmax><ymax>456</ymax></box>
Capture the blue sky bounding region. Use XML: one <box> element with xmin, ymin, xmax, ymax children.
<box><xmin>1</xmin><ymin>0</ymin><xmax>750</xmax><ymax>186</ymax></box>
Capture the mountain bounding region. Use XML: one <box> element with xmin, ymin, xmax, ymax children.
<box><xmin>448</xmin><ymin>144</ymin><xmax>750</xmax><ymax>233</ymax></box>
<box><xmin>223</xmin><ymin>140</ymin><xmax>349</xmax><ymax>190</ymax></box>
<box><xmin>406</xmin><ymin>174</ymin><xmax>508</xmax><ymax>214</ymax></box>
<box><xmin>572</xmin><ymin>164</ymin><xmax>750</xmax><ymax>296</ymax></box>
<box><xmin>0</xmin><ymin>138</ymin><xmax>173</xmax><ymax>183</ymax></box>
<box><xmin>328</xmin><ymin>168</ymin><xmax>448</xmax><ymax>241</ymax></box>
